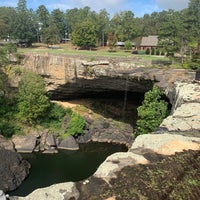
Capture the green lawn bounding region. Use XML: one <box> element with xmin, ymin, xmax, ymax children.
<box><xmin>17</xmin><ymin>43</ymin><xmax>170</xmax><ymax>61</ymax></box>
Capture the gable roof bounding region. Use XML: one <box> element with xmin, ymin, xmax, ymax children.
<box><xmin>140</xmin><ymin>35</ymin><xmax>158</xmax><ymax>47</ymax></box>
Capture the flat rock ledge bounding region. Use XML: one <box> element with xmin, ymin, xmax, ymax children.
<box><xmin>10</xmin><ymin>182</ymin><xmax>79</xmax><ymax>200</ymax></box>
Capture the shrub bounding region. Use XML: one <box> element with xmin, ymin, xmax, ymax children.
<box><xmin>66</xmin><ymin>113</ymin><xmax>86</xmax><ymax>137</ymax></box>
<box><xmin>145</xmin><ymin>48</ymin><xmax>150</xmax><ymax>55</ymax></box>
<box><xmin>156</xmin><ymin>49</ymin><xmax>160</xmax><ymax>55</ymax></box>
<box><xmin>135</xmin><ymin>86</ymin><xmax>168</xmax><ymax>137</ymax></box>
<box><xmin>152</xmin><ymin>48</ymin><xmax>155</xmax><ymax>55</ymax></box>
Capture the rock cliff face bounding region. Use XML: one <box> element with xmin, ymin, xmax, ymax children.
<box><xmin>22</xmin><ymin>54</ymin><xmax>194</xmax><ymax>100</ymax></box>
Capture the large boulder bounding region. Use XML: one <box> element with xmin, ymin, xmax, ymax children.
<box><xmin>94</xmin><ymin>152</ymin><xmax>148</xmax><ymax>183</ymax></box>
<box><xmin>129</xmin><ymin>133</ymin><xmax>200</xmax><ymax>155</ymax></box>
<box><xmin>11</xmin><ymin>135</ymin><xmax>37</xmax><ymax>153</ymax></box>
<box><xmin>0</xmin><ymin>135</ymin><xmax>14</xmax><ymax>151</ymax></box>
<box><xmin>0</xmin><ymin>147</ymin><xmax>30</xmax><ymax>192</ymax></box>
<box><xmin>13</xmin><ymin>182</ymin><xmax>79</xmax><ymax>200</ymax></box>
<box><xmin>86</xmin><ymin>118</ymin><xmax>133</xmax><ymax>147</ymax></box>
<box><xmin>58</xmin><ymin>135</ymin><xmax>79</xmax><ymax>150</ymax></box>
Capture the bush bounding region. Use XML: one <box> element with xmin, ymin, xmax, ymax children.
<box><xmin>145</xmin><ymin>48</ymin><xmax>150</xmax><ymax>55</ymax></box>
<box><xmin>39</xmin><ymin>103</ymin><xmax>72</xmax><ymax>130</ymax></box>
<box><xmin>152</xmin><ymin>48</ymin><xmax>155</xmax><ymax>55</ymax></box>
<box><xmin>66</xmin><ymin>113</ymin><xmax>86</xmax><ymax>137</ymax></box>
<box><xmin>135</xmin><ymin>86</ymin><xmax>168</xmax><ymax>137</ymax></box>
<box><xmin>156</xmin><ymin>49</ymin><xmax>160</xmax><ymax>55</ymax></box>
<box><xmin>138</xmin><ymin>50</ymin><xmax>146</xmax><ymax>55</ymax></box>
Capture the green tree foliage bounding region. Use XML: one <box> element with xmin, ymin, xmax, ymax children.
<box><xmin>95</xmin><ymin>9</ymin><xmax>110</xmax><ymax>46</ymax></box>
<box><xmin>17</xmin><ymin>72</ymin><xmax>50</xmax><ymax>124</ymax></box>
<box><xmin>51</xmin><ymin>9</ymin><xmax>66</xmax><ymax>40</ymax></box>
<box><xmin>36</xmin><ymin>5</ymin><xmax>50</xmax><ymax>29</ymax></box>
<box><xmin>42</xmin><ymin>20</ymin><xmax>60</xmax><ymax>45</ymax></box>
<box><xmin>0</xmin><ymin>7</ymin><xmax>17</xmax><ymax>39</ymax></box>
<box><xmin>110</xmin><ymin>11</ymin><xmax>138</xmax><ymax>41</ymax></box>
<box><xmin>158</xmin><ymin>10</ymin><xmax>186</xmax><ymax>57</ymax></box>
<box><xmin>0</xmin><ymin>43</ymin><xmax>17</xmax><ymax>67</ymax></box>
<box><xmin>135</xmin><ymin>86</ymin><xmax>168</xmax><ymax>136</ymax></box>
<box><xmin>186</xmin><ymin>0</ymin><xmax>200</xmax><ymax>51</ymax></box>
<box><xmin>124</xmin><ymin>40</ymin><xmax>132</xmax><ymax>50</ymax></box>
<box><xmin>71</xmin><ymin>21</ymin><xmax>97</xmax><ymax>48</ymax></box>
<box><xmin>12</xmin><ymin>0</ymin><xmax>35</xmax><ymax>43</ymax></box>
<box><xmin>66</xmin><ymin>113</ymin><xmax>86</xmax><ymax>137</ymax></box>
<box><xmin>0</xmin><ymin>47</ymin><xmax>8</xmax><ymax>67</ymax></box>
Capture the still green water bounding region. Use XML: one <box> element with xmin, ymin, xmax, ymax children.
<box><xmin>10</xmin><ymin>142</ymin><xmax>127</xmax><ymax>197</ymax></box>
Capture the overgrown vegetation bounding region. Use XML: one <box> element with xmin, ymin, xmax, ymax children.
<box><xmin>134</xmin><ymin>86</ymin><xmax>168</xmax><ymax>137</ymax></box>
<box><xmin>17</xmin><ymin>72</ymin><xmax>50</xmax><ymax>125</ymax></box>
<box><xmin>0</xmin><ymin>68</ymin><xmax>85</xmax><ymax>138</ymax></box>
<box><xmin>64</xmin><ymin>113</ymin><xmax>86</xmax><ymax>138</ymax></box>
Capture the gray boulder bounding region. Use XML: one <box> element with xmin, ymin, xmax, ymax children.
<box><xmin>12</xmin><ymin>135</ymin><xmax>37</xmax><ymax>153</ymax></box>
<box><xmin>0</xmin><ymin>135</ymin><xmax>14</xmax><ymax>151</ymax></box>
<box><xmin>58</xmin><ymin>135</ymin><xmax>79</xmax><ymax>150</ymax></box>
<box><xmin>0</xmin><ymin>147</ymin><xmax>30</xmax><ymax>192</ymax></box>
<box><xmin>13</xmin><ymin>182</ymin><xmax>79</xmax><ymax>200</ymax></box>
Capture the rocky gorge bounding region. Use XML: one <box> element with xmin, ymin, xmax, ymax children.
<box><xmin>1</xmin><ymin>53</ymin><xmax>200</xmax><ymax>199</ymax></box>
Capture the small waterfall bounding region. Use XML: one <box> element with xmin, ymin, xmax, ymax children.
<box><xmin>122</xmin><ymin>73</ymin><xmax>129</xmax><ymax>120</ymax></box>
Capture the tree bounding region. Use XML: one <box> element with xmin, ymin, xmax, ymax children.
<box><xmin>135</xmin><ymin>86</ymin><xmax>168</xmax><ymax>136</ymax></box>
<box><xmin>158</xmin><ymin>10</ymin><xmax>186</xmax><ymax>58</ymax></box>
<box><xmin>124</xmin><ymin>40</ymin><xmax>132</xmax><ymax>50</ymax></box>
<box><xmin>36</xmin><ymin>5</ymin><xmax>50</xmax><ymax>29</ymax></box>
<box><xmin>17</xmin><ymin>72</ymin><xmax>50</xmax><ymax>124</ymax></box>
<box><xmin>110</xmin><ymin>11</ymin><xmax>137</xmax><ymax>42</ymax></box>
<box><xmin>12</xmin><ymin>0</ymin><xmax>36</xmax><ymax>44</ymax></box>
<box><xmin>186</xmin><ymin>0</ymin><xmax>200</xmax><ymax>51</ymax></box>
<box><xmin>0</xmin><ymin>7</ymin><xmax>17</xmax><ymax>39</ymax></box>
<box><xmin>96</xmin><ymin>9</ymin><xmax>110</xmax><ymax>46</ymax></box>
<box><xmin>42</xmin><ymin>20</ymin><xmax>60</xmax><ymax>45</ymax></box>
<box><xmin>51</xmin><ymin>9</ymin><xmax>66</xmax><ymax>40</ymax></box>
<box><xmin>71</xmin><ymin>21</ymin><xmax>97</xmax><ymax>49</ymax></box>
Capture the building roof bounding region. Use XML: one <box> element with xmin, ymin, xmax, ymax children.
<box><xmin>140</xmin><ymin>35</ymin><xmax>158</xmax><ymax>47</ymax></box>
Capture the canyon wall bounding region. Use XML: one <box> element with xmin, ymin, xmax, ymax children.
<box><xmin>22</xmin><ymin>53</ymin><xmax>195</xmax><ymax>101</ymax></box>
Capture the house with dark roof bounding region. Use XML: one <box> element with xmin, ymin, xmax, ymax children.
<box><xmin>139</xmin><ymin>35</ymin><xmax>158</xmax><ymax>52</ymax></box>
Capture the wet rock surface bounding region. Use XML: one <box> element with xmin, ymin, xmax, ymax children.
<box><xmin>0</xmin><ymin>147</ymin><xmax>30</xmax><ymax>193</ymax></box>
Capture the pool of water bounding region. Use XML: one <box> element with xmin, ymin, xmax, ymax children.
<box><xmin>10</xmin><ymin>142</ymin><xmax>127</xmax><ymax>197</ymax></box>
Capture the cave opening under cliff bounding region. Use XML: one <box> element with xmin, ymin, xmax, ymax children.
<box><xmin>51</xmin><ymin>86</ymin><xmax>172</xmax><ymax>127</ymax></box>
<box><xmin>51</xmin><ymin>90</ymin><xmax>144</xmax><ymax>126</ymax></box>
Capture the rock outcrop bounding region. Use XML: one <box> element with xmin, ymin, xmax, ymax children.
<box><xmin>160</xmin><ymin>82</ymin><xmax>200</xmax><ymax>136</ymax></box>
<box><xmin>11</xmin><ymin>182</ymin><xmax>79</xmax><ymax>200</ymax></box>
<box><xmin>11</xmin><ymin>130</ymin><xmax>58</xmax><ymax>153</ymax></box>
<box><xmin>0</xmin><ymin>147</ymin><xmax>30</xmax><ymax>193</ymax></box>
<box><xmin>20</xmin><ymin>54</ymin><xmax>194</xmax><ymax>99</ymax></box>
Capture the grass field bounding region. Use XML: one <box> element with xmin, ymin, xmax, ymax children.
<box><xmin>17</xmin><ymin>43</ymin><xmax>170</xmax><ymax>61</ymax></box>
